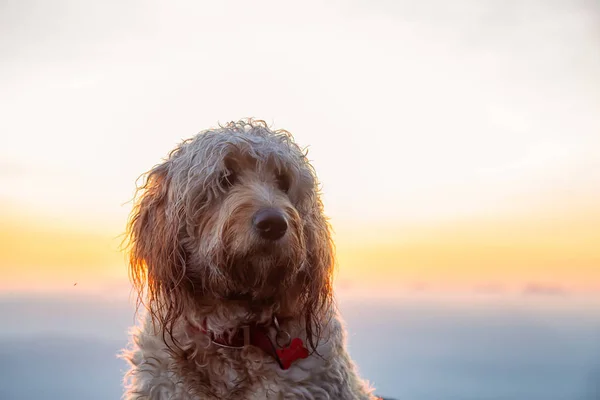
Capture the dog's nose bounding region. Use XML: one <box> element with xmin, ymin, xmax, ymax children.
<box><xmin>253</xmin><ymin>208</ymin><xmax>288</xmax><ymax>241</ymax></box>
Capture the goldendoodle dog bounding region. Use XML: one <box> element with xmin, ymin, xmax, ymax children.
<box><xmin>121</xmin><ymin>119</ymin><xmax>377</xmax><ymax>399</ymax></box>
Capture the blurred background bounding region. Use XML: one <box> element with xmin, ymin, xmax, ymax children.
<box><xmin>1</xmin><ymin>0</ymin><xmax>599</xmax><ymax>399</ymax></box>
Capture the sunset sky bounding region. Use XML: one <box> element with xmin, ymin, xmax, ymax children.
<box><xmin>1</xmin><ymin>0</ymin><xmax>599</xmax><ymax>297</ymax></box>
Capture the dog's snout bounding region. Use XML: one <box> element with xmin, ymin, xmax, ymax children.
<box><xmin>253</xmin><ymin>208</ymin><xmax>288</xmax><ymax>241</ymax></box>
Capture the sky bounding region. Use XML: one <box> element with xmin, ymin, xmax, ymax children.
<box><xmin>1</xmin><ymin>0</ymin><xmax>599</xmax><ymax>296</ymax></box>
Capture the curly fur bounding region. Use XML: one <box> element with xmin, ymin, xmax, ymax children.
<box><xmin>121</xmin><ymin>119</ymin><xmax>376</xmax><ymax>399</ymax></box>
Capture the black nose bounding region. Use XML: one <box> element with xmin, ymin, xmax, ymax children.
<box><xmin>253</xmin><ymin>208</ymin><xmax>288</xmax><ymax>241</ymax></box>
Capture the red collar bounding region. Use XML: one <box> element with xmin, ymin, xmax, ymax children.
<box><xmin>187</xmin><ymin>317</ymin><xmax>309</xmax><ymax>370</ymax></box>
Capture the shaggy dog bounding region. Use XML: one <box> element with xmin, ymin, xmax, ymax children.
<box><xmin>121</xmin><ymin>120</ymin><xmax>377</xmax><ymax>399</ymax></box>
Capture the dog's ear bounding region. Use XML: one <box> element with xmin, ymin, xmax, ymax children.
<box><xmin>127</xmin><ymin>161</ymin><xmax>187</xmax><ymax>329</ymax></box>
<box><xmin>299</xmin><ymin>197</ymin><xmax>335</xmax><ymax>351</ymax></box>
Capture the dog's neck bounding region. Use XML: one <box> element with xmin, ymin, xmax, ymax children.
<box><xmin>175</xmin><ymin>297</ymin><xmax>310</xmax><ymax>370</ymax></box>
<box><xmin>191</xmin><ymin>301</ymin><xmax>275</xmax><ymax>334</ymax></box>
<box><xmin>181</xmin><ymin>294</ymin><xmax>299</xmax><ymax>336</ymax></box>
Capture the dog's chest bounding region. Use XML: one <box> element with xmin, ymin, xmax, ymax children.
<box><xmin>213</xmin><ymin>359</ymin><xmax>326</xmax><ymax>400</ymax></box>
<box><xmin>161</xmin><ymin>341</ymin><xmax>330</xmax><ymax>400</ymax></box>
<box><xmin>122</xmin><ymin>313</ymin><xmax>351</xmax><ymax>400</ymax></box>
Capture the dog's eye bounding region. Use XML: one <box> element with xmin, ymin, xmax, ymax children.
<box><xmin>219</xmin><ymin>171</ymin><xmax>237</xmax><ymax>190</ymax></box>
<box><xmin>276</xmin><ymin>173</ymin><xmax>290</xmax><ymax>193</ymax></box>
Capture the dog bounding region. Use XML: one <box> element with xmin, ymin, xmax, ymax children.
<box><xmin>121</xmin><ymin>119</ymin><xmax>377</xmax><ymax>399</ymax></box>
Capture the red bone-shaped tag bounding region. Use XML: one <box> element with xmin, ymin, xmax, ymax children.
<box><xmin>276</xmin><ymin>338</ymin><xmax>309</xmax><ymax>369</ymax></box>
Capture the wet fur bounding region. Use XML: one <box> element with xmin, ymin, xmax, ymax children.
<box><xmin>121</xmin><ymin>120</ymin><xmax>376</xmax><ymax>399</ymax></box>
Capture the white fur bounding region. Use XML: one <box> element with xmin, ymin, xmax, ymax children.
<box><xmin>121</xmin><ymin>307</ymin><xmax>375</xmax><ymax>399</ymax></box>
<box><xmin>120</xmin><ymin>120</ymin><xmax>378</xmax><ymax>399</ymax></box>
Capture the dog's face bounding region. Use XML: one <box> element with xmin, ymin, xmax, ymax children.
<box><xmin>182</xmin><ymin>134</ymin><xmax>318</xmax><ymax>301</ymax></box>
<box><xmin>127</xmin><ymin>121</ymin><xmax>333</xmax><ymax>341</ymax></box>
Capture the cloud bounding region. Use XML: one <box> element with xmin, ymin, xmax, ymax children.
<box><xmin>472</xmin><ymin>283</ymin><xmax>506</xmax><ymax>294</ymax></box>
<box><xmin>522</xmin><ymin>283</ymin><xmax>569</xmax><ymax>297</ymax></box>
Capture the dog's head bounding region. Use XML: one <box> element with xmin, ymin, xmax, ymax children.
<box><xmin>127</xmin><ymin>120</ymin><xmax>334</xmax><ymax>347</ymax></box>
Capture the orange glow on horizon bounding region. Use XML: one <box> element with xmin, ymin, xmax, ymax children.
<box><xmin>334</xmin><ymin>206</ymin><xmax>600</xmax><ymax>293</ymax></box>
<box><xmin>0</xmin><ymin>210</ymin><xmax>126</xmax><ymax>293</ymax></box>
<box><xmin>1</xmin><ymin>203</ymin><xmax>599</xmax><ymax>295</ymax></box>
